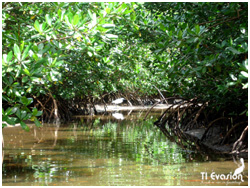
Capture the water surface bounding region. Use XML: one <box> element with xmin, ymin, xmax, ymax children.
<box><xmin>2</xmin><ymin>110</ymin><xmax>248</xmax><ymax>186</ymax></box>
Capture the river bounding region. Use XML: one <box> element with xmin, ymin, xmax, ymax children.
<box><xmin>2</xmin><ymin>109</ymin><xmax>248</xmax><ymax>186</ymax></box>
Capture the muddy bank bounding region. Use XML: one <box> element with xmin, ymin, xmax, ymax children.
<box><xmin>184</xmin><ymin>127</ymin><xmax>248</xmax><ymax>158</ymax></box>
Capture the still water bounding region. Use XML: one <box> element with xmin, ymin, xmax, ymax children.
<box><xmin>2</xmin><ymin>110</ymin><xmax>248</xmax><ymax>186</ymax></box>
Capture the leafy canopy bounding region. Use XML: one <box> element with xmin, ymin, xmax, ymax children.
<box><xmin>2</xmin><ymin>2</ymin><xmax>248</xmax><ymax>130</ymax></box>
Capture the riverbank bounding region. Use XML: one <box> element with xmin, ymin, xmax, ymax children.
<box><xmin>185</xmin><ymin>128</ymin><xmax>248</xmax><ymax>158</ymax></box>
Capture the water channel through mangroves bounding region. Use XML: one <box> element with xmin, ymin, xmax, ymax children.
<box><xmin>2</xmin><ymin>109</ymin><xmax>248</xmax><ymax>186</ymax></box>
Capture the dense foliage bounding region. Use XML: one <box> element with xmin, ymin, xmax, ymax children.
<box><xmin>2</xmin><ymin>2</ymin><xmax>248</xmax><ymax>136</ymax></box>
<box><xmin>142</xmin><ymin>2</ymin><xmax>248</xmax><ymax>112</ymax></box>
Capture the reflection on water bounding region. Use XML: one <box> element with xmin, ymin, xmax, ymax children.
<box><xmin>2</xmin><ymin>110</ymin><xmax>248</xmax><ymax>186</ymax></box>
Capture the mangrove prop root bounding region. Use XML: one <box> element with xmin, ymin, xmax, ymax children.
<box><xmin>32</xmin><ymin>95</ymin><xmax>46</xmax><ymax>110</ymax></box>
<box><xmin>193</xmin><ymin>103</ymin><xmax>207</xmax><ymax>122</ymax></box>
<box><xmin>149</xmin><ymin>95</ymin><xmax>247</xmax><ymax>154</ymax></box>
<box><xmin>44</xmin><ymin>94</ymin><xmax>52</xmax><ymax>107</ymax></box>
<box><xmin>156</xmin><ymin>99</ymin><xmax>190</xmax><ymax>126</ymax></box>
<box><xmin>144</xmin><ymin>99</ymin><xmax>164</xmax><ymax>120</ymax></box>
<box><xmin>144</xmin><ymin>97</ymin><xmax>185</xmax><ymax>121</ymax></box>
<box><xmin>200</xmin><ymin>117</ymin><xmax>229</xmax><ymax>141</ymax></box>
<box><xmin>232</xmin><ymin>125</ymin><xmax>248</xmax><ymax>153</ymax></box>
<box><xmin>154</xmin><ymin>100</ymin><xmax>210</xmax><ymax>151</ymax></box>
<box><xmin>164</xmin><ymin>101</ymin><xmax>196</xmax><ymax>129</ymax></box>
<box><xmin>183</xmin><ymin>108</ymin><xmax>203</xmax><ymax>131</ymax></box>
<box><xmin>153</xmin><ymin>85</ymin><xmax>168</xmax><ymax>104</ymax></box>
<box><xmin>221</xmin><ymin>121</ymin><xmax>247</xmax><ymax>145</ymax></box>
<box><xmin>48</xmin><ymin>92</ymin><xmax>59</xmax><ymax>121</ymax></box>
<box><xmin>178</xmin><ymin>103</ymin><xmax>198</xmax><ymax>130</ymax></box>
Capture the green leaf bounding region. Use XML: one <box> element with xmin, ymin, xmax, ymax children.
<box><xmin>14</xmin><ymin>90</ymin><xmax>21</xmax><ymax>97</ymax></box>
<box><xmin>5</xmin><ymin>116</ymin><xmax>16</xmax><ymax>125</ymax></box>
<box><xmin>34</xmin><ymin>118</ymin><xmax>42</xmax><ymax>127</ymax></box>
<box><xmin>101</xmin><ymin>2</ymin><xmax>105</xmax><ymax>9</ymax></box>
<box><xmin>195</xmin><ymin>25</ymin><xmax>200</xmax><ymax>35</ymax></box>
<box><xmin>7</xmin><ymin>51</ymin><xmax>13</xmax><ymax>63</ymax></box>
<box><xmin>65</xmin><ymin>14</ymin><xmax>72</xmax><ymax>27</ymax></box>
<box><xmin>105</xmin><ymin>8</ymin><xmax>111</xmax><ymax>14</ymax></box>
<box><xmin>26</xmin><ymin>86</ymin><xmax>32</xmax><ymax>93</ymax></box>
<box><xmin>2</xmin><ymin>54</ymin><xmax>8</xmax><ymax>64</ymax></box>
<box><xmin>51</xmin><ymin>57</ymin><xmax>58</xmax><ymax>67</ymax></box>
<box><xmin>5</xmin><ymin>107</ymin><xmax>15</xmax><ymax>116</ymax></box>
<box><xmin>130</xmin><ymin>11</ymin><xmax>136</xmax><ymax>21</ymax></box>
<box><xmin>58</xmin><ymin>9</ymin><xmax>62</xmax><ymax>20</ymax></box>
<box><xmin>27</xmin><ymin>98</ymin><xmax>34</xmax><ymax>105</ymax></box>
<box><xmin>23</xmin><ymin>68</ymin><xmax>31</xmax><ymax>76</ymax></box>
<box><xmin>32</xmin><ymin>107</ymin><xmax>38</xmax><ymax>116</ymax></box>
<box><xmin>14</xmin><ymin>44</ymin><xmax>21</xmax><ymax>61</ymax></box>
<box><xmin>32</xmin><ymin>108</ymin><xmax>43</xmax><ymax>117</ymax></box>
<box><xmin>22</xmin><ymin>76</ymin><xmax>29</xmax><ymax>83</ymax></box>
<box><xmin>55</xmin><ymin>61</ymin><xmax>64</xmax><ymax>67</ymax></box>
<box><xmin>226</xmin><ymin>47</ymin><xmax>241</xmax><ymax>54</ymax></box>
<box><xmin>240</xmin><ymin>71</ymin><xmax>248</xmax><ymax>78</ymax></box>
<box><xmin>118</xmin><ymin>3</ymin><xmax>127</xmax><ymax>13</ymax></box>
<box><xmin>20</xmin><ymin>111</ymin><xmax>27</xmax><ymax>119</ymax></box>
<box><xmin>67</xmin><ymin>12</ymin><xmax>73</xmax><ymax>23</ymax></box>
<box><xmin>22</xmin><ymin>43</ymin><xmax>32</xmax><ymax>60</ymax></box>
<box><xmin>73</xmin><ymin>14</ymin><xmax>80</xmax><ymax>26</ymax></box>
<box><xmin>202</xmin><ymin>67</ymin><xmax>207</xmax><ymax>74</ymax></box>
<box><xmin>20</xmin><ymin>41</ymin><xmax>25</xmax><ymax>52</ymax></box>
<box><xmin>227</xmin><ymin>82</ymin><xmax>236</xmax><ymax>87</ymax></box>
<box><xmin>230</xmin><ymin>74</ymin><xmax>237</xmax><ymax>81</ymax></box>
<box><xmin>20</xmin><ymin>96</ymin><xmax>33</xmax><ymax>105</ymax></box>
<box><xmin>45</xmin><ymin>14</ymin><xmax>52</xmax><ymax>26</ymax></box>
<box><xmin>178</xmin><ymin>30</ymin><xmax>183</xmax><ymax>39</ymax></box>
<box><xmin>186</xmin><ymin>37</ymin><xmax>199</xmax><ymax>43</ymax></box>
<box><xmin>20</xmin><ymin>121</ymin><xmax>30</xmax><ymax>131</ymax></box>
<box><xmin>159</xmin><ymin>23</ymin><xmax>166</xmax><ymax>31</ymax></box>
<box><xmin>2</xmin><ymin>123</ymin><xmax>7</xmax><ymax>128</ymax></box>
<box><xmin>42</xmin><ymin>22</ymin><xmax>47</xmax><ymax>32</ymax></box>
<box><xmin>36</xmin><ymin>111</ymin><xmax>43</xmax><ymax>116</ymax></box>
<box><xmin>2</xmin><ymin>95</ymin><xmax>9</xmax><ymax>102</ymax></box>
<box><xmin>20</xmin><ymin>97</ymin><xmax>28</xmax><ymax>105</ymax></box>
<box><xmin>133</xmin><ymin>24</ymin><xmax>139</xmax><ymax>31</ymax></box>
<box><xmin>34</xmin><ymin>20</ymin><xmax>40</xmax><ymax>32</ymax></box>
<box><xmin>242</xmin><ymin>83</ymin><xmax>248</xmax><ymax>89</ymax></box>
<box><xmin>47</xmin><ymin>74</ymin><xmax>52</xmax><ymax>82</ymax></box>
<box><xmin>15</xmin><ymin>108</ymin><xmax>21</xmax><ymax>119</ymax></box>
<box><xmin>239</xmin><ymin>109</ymin><xmax>247</xmax><ymax>116</ymax></box>
<box><xmin>11</xmin><ymin>107</ymin><xmax>18</xmax><ymax>114</ymax></box>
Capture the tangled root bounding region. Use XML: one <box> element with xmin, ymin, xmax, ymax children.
<box><xmin>146</xmin><ymin>97</ymin><xmax>248</xmax><ymax>154</ymax></box>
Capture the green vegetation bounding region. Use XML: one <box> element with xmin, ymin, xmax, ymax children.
<box><xmin>2</xmin><ymin>2</ymin><xmax>248</xmax><ymax>151</ymax></box>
